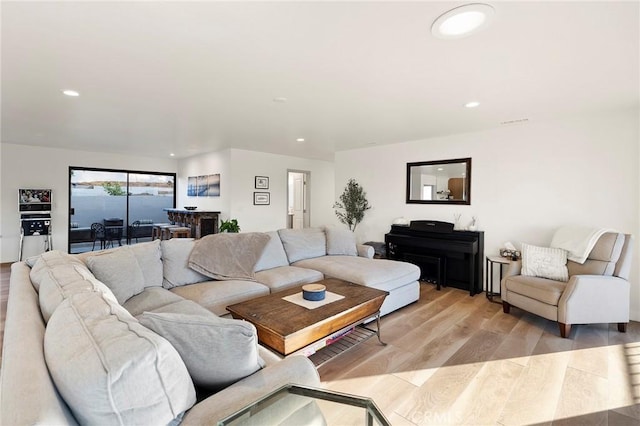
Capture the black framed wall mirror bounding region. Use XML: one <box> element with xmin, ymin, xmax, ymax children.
<box><xmin>406</xmin><ymin>158</ymin><xmax>471</xmax><ymax>205</ymax></box>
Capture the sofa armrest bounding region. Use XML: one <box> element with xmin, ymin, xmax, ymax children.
<box><xmin>258</xmin><ymin>345</ymin><xmax>283</xmax><ymax>366</ymax></box>
<box><xmin>558</xmin><ymin>275</ymin><xmax>630</xmax><ymax>324</ymax></box>
<box><xmin>357</xmin><ymin>244</ymin><xmax>374</xmax><ymax>259</ymax></box>
<box><xmin>181</xmin><ymin>355</ymin><xmax>320</xmax><ymax>424</ymax></box>
<box><xmin>0</xmin><ymin>263</ymin><xmax>79</xmax><ymax>425</ymax></box>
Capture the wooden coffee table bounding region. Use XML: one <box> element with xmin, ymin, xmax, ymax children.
<box><xmin>226</xmin><ymin>278</ymin><xmax>388</xmax><ymax>356</ymax></box>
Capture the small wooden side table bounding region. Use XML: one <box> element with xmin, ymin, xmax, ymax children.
<box><xmin>485</xmin><ymin>255</ymin><xmax>510</xmax><ymax>302</ymax></box>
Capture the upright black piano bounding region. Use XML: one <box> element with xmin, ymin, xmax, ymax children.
<box><xmin>385</xmin><ymin>221</ymin><xmax>484</xmax><ymax>295</ymax></box>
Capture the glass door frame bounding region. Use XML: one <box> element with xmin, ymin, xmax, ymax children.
<box><xmin>68</xmin><ymin>166</ymin><xmax>176</xmax><ymax>253</ymax></box>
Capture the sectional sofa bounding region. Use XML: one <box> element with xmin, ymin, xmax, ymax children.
<box><xmin>0</xmin><ymin>226</ymin><xmax>420</xmax><ymax>424</ymax></box>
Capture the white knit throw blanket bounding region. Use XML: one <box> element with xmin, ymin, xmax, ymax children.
<box><xmin>550</xmin><ymin>226</ymin><xmax>615</xmax><ymax>264</ymax></box>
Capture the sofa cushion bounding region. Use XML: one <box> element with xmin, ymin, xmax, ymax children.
<box><xmin>122</xmin><ymin>287</ymin><xmax>186</xmax><ymax>317</ymax></box>
<box><xmin>38</xmin><ymin>264</ymin><xmax>117</xmax><ymax>323</ymax></box>
<box><xmin>140</xmin><ymin>298</ymin><xmax>214</xmax><ymax>316</ymax></box>
<box><xmin>44</xmin><ymin>291</ymin><xmax>196</xmax><ymax>425</ymax></box>
<box><xmin>85</xmin><ymin>246</ymin><xmax>147</xmax><ymax>304</ymax></box>
<box><xmin>292</xmin><ymin>256</ymin><xmax>420</xmax><ymax>292</ymax></box>
<box><xmin>170</xmin><ymin>280</ymin><xmax>270</xmax><ymax>316</ymax></box>
<box><xmin>130</xmin><ymin>239</ymin><xmax>164</xmax><ymax>287</ymax></box>
<box><xmin>521</xmin><ymin>243</ymin><xmax>569</xmax><ymax>282</ymax></box>
<box><xmin>29</xmin><ymin>250</ymin><xmax>86</xmax><ymax>291</ymax></box>
<box><xmin>278</xmin><ymin>228</ymin><xmax>326</xmax><ymax>263</ymax></box>
<box><xmin>254</xmin><ymin>231</ymin><xmax>290</xmax><ymax>272</ymax></box>
<box><xmin>255</xmin><ymin>266</ymin><xmax>324</xmax><ymax>293</ymax></box>
<box><xmin>139</xmin><ymin>310</ymin><xmax>265</xmax><ymax>390</ymax></box>
<box><xmin>325</xmin><ymin>226</ymin><xmax>357</xmax><ymax>256</ymax></box>
<box><xmin>161</xmin><ymin>238</ymin><xmax>209</xmax><ymax>289</ymax></box>
<box><xmin>503</xmin><ymin>275</ymin><xmax>567</xmax><ymax>306</ymax></box>
<box><xmin>84</xmin><ymin>240</ymin><xmax>164</xmax><ymax>304</ymax></box>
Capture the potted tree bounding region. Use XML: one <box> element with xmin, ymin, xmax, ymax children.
<box><xmin>333</xmin><ymin>179</ymin><xmax>371</xmax><ymax>231</ymax></box>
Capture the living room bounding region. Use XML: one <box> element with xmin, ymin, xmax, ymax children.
<box><xmin>1</xmin><ymin>1</ymin><xmax>639</xmax><ymax>424</ymax></box>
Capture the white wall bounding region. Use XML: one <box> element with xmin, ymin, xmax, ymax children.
<box><xmin>178</xmin><ymin>148</ymin><xmax>335</xmax><ymax>232</ymax></box>
<box><xmin>3</xmin><ymin>110</ymin><xmax>637</xmax><ymax>319</ymax></box>
<box><xmin>176</xmin><ymin>149</ymin><xmax>232</xmax><ymax>216</ymax></box>
<box><xmin>0</xmin><ymin>143</ymin><xmax>178</xmax><ymax>262</ymax></box>
<box><xmin>335</xmin><ymin>109</ymin><xmax>640</xmax><ymax>320</ymax></box>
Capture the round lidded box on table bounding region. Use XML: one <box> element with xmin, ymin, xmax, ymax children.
<box><xmin>302</xmin><ymin>284</ymin><xmax>326</xmax><ymax>301</ymax></box>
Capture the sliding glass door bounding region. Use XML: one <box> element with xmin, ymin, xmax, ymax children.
<box><xmin>69</xmin><ymin>167</ymin><xmax>175</xmax><ymax>254</ymax></box>
<box><xmin>128</xmin><ymin>173</ymin><xmax>175</xmax><ymax>244</ymax></box>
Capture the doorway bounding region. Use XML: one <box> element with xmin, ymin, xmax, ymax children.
<box><xmin>287</xmin><ymin>170</ymin><xmax>310</xmax><ymax>229</ymax></box>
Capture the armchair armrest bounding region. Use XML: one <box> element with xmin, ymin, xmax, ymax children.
<box><xmin>558</xmin><ymin>275</ymin><xmax>630</xmax><ymax>324</ymax></box>
<box><xmin>357</xmin><ymin>244</ymin><xmax>374</xmax><ymax>259</ymax></box>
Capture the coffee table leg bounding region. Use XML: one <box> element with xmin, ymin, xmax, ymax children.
<box><xmin>361</xmin><ymin>312</ymin><xmax>387</xmax><ymax>346</ymax></box>
<box><xmin>375</xmin><ymin>313</ymin><xmax>387</xmax><ymax>346</ymax></box>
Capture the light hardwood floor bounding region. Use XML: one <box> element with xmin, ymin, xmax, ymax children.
<box><xmin>318</xmin><ymin>284</ymin><xmax>640</xmax><ymax>425</ymax></box>
<box><xmin>1</xmin><ymin>264</ymin><xmax>638</xmax><ymax>425</ymax></box>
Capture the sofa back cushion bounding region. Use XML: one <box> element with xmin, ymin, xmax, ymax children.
<box><xmin>254</xmin><ymin>231</ymin><xmax>290</xmax><ymax>272</ymax></box>
<box><xmin>44</xmin><ymin>291</ymin><xmax>196</xmax><ymax>425</ymax></box>
<box><xmin>324</xmin><ymin>226</ymin><xmax>357</xmax><ymax>256</ymax></box>
<box><xmin>567</xmin><ymin>232</ymin><xmax>625</xmax><ymax>277</ymax></box>
<box><xmin>278</xmin><ymin>228</ymin><xmax>326</xmax><ymax>263</ymax></box>
<box><xmin>139</xmin><ymin>301</ymin><xmax>265</xmax><ymax>391</ymax></box>
<box><xmin>161</xmin><ymin>238</ymin><xmax>209</xmax><ymax>289</ymax></box>
<box><xmin>85</xmin><ymin>240</ymin><xmax>163</xmax><ymax>304</ymax></box>
<box><xmin>38</xmin><ymin>264</ymin><xmax>118</xmax><ymax>323</ymax></box>
<box><xmin>29</xmin><ymin>250</ymin><xmax>86</xmax><ymax>292</ymax></box>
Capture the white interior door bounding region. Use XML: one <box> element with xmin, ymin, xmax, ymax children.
<box><xmin>292</xmin><ymin>173</ymin><xmax>304</xmax><ymax>229</ymax></box>
<box><xmin>288</xmin><ymin>170</ymin><xmax>310</xmax><ymax>229</ymax></box>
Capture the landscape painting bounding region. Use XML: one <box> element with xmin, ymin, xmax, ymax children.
<box><xmin>188</xmin><ymin>174</ymin><xmax>220</xmax><ymax>197</ymax></box>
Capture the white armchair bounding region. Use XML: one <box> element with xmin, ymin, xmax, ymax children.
<box><xmin>501</xmin><ymin>232</ymin><xmax>633</xmax><ymax>338</ymax></box>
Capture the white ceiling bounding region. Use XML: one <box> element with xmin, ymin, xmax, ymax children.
<box><xmin>2</xmin><ymin>1</ymin><xmax>638</xmax><ymax>161</ymax></box>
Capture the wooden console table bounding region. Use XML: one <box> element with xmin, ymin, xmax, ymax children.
<box><xmin>163</xmin><ymin>208</ymin><xmax>220</xmax><ymax>239</ymax></box>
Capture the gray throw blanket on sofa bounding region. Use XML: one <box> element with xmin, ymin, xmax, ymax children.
<box><xmin>188</xmin><ymin>232</ymin><xmax>270</xmax><ymax>281</ymax></box>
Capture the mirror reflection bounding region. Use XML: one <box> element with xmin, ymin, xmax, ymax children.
<box><xmin>406</xmin><ymin>158</ymin><xmax>471</xmax><ymax>205</ymax></box>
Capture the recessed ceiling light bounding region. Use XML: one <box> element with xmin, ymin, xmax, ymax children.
<box><xmin>437</xmin><ymin>167</ymin><xmax>444</xmax><ymax>171</ymax></box>
<box><xmin>432</xmin><ymin>3</ymin><xmax>495</xmax><ymax>40</ymax></box>
<box><xmin>273</xmin><ymin>97</ymin><xmax>288</xmax><ymax>103</ymax></box>
<box><xmin>465</xmin><ymin>101</ymin><xmax>480</xmax><ymax>108</ymax></box>
<box><xmin>170</xmin><ymin>153</ymin><xmax>175</xmax><ymax>157</ymax></box>
<box><xmin>62</xmin><ymin>90</ymin><xmax>80</xmax><ymax>97</ymax></box>
<box><xmin>296</xmin><ymin>138</ymin><xmax>305</xmax><ymax>142</ymax></box>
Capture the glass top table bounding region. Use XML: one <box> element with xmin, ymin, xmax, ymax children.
<box><xmin>218</xmin><ymin>384</ymin><xmax>390</xmax><ymax>426</ymax></box>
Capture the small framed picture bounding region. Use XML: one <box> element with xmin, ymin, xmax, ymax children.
<box><xmin>253</xmin><ymin>192</ymin><xmax>270</xmax><ymax>205</ymax></box>
<box><xmin>255</xmin><ymin>176</ymin><xmax>269</xmax><ymax>189</ymax></box>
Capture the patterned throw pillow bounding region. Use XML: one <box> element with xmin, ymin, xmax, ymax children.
<box><xmin>521</xmin><ymin>243</ymin><xmax>569</xmax><ymax>282</ymax></box>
